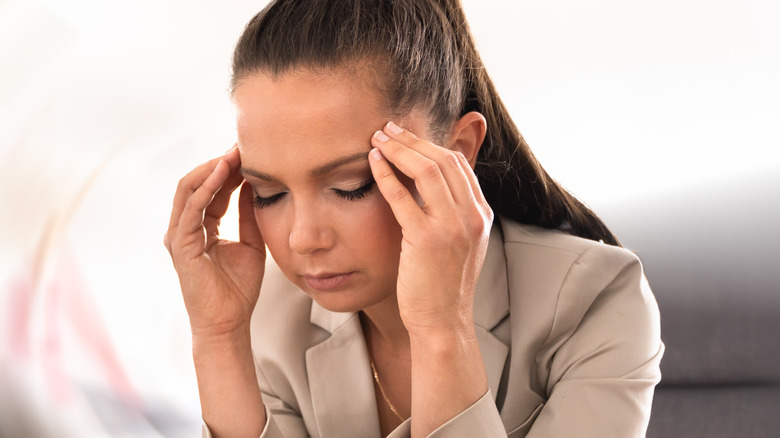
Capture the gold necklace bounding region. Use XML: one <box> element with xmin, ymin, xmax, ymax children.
<box><xmin>369</xmin><ymin>357</ymin><xmax>405</xmax><ymax>422</ymax></box>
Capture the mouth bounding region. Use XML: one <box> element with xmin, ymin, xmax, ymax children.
<box><xmin>301</xmin><ymin>272</ymin><xmax>355</xmax><ymax>291</ymax></box>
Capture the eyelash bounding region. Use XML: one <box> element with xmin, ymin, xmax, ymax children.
<box><xmin>333</xmin><ymin>179</ymin><xmax>376</xmax><ymax>201</ymax></box>
<box><xmin>253</xmin><ymin>192</ymin><xmax>285</xmax><ymax>209</ymax></box>
<box><xmin>253</xmin><ymin>180</ymin><xmax>376</xmax><ymax>209</ymax></box>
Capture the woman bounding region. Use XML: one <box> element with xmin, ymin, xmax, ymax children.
<box><xmin>164</xmin><ymin>0</ymin><xmax>663</xmax><ymax>436</ymax></box>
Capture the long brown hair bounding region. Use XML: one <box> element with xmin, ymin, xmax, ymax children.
<box><xmin>231</xmin><ymin>0</ymin><xmax>620</xmax><ymax>246</ymax></box>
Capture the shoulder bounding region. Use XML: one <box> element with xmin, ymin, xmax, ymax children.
<box><xmin>500</xmin><ymin>216</ymin><xmax>632</xmax><ymax>257</ymax></box>
<box><xmin>493</xmin><ymin>221</ymin><xmax>662</xmax><ymax>435</ymax></box>
<box><xmin>498</xmin><ymin>216</ymin><xmax>642</xmax><ymax>284</ymax></box>
<box><xmin>496</xmin><ymin>216</ymin><xmax>657</xmax><ymax>346</ymax></box>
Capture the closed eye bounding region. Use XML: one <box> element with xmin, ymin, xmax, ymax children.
<box><xmin>253</xmin><ymin>179</ymin><xmax>375</xmax><ymax>209</ymax></box>
<box><xmin>253</xmin><ymin>192</ymin><xmax>286</xmax><ymax>209</ymax></box>
<box><xmin>333</xmin><ymin>179</ymin><xmax>375</xmax><ymax>201</ymax></box>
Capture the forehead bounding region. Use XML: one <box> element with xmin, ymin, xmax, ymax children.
<box><xmin>234</xmin><ymin>69</ymin><xmax>390</xmax><ymax>158</ymax></box>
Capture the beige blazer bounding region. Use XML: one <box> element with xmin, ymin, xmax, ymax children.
<box><xmin>202</xmin><ymin>217</ymin><xmax>664</xmax><ymax>438</ymax></box>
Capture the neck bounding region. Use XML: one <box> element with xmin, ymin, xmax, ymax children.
<box><xmin>360</xmin><ymin>294</ymin><xmax>409</xmax><ymax>351</ymax></box>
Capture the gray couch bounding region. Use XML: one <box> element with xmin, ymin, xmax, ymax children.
<box><xmin>599</xmin><ymin>169</ymin><xmax>780</xmax><ymax>437</ymax></box>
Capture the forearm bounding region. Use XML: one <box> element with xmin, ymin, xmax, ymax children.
<box><xmin>192</xmin><ymin>325</ymin><xmax>266</xmax><ymax>438</ymax></box>
<box><xmin>408</xmin><ymin>323</ymin><xmax>488</xmax><ymax>437</ymax></box>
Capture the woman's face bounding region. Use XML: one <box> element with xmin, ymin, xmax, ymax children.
<box><xmin>234</xmin><ymin>69</ymin><xmax>431</xmax><ymax>313</ymax></box>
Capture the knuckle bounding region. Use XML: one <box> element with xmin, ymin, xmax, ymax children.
<box><xmin>386</xmin><ymin>185</ymin><xmax>409</xmax><ymax>202</ymax></box>
<box><xmin>463</xmin><ymin>207</ymin><xmax>491</xmax><ymax>236</ymax></box>
<box><xmin>420</xmin><ymin>161</ymin><xmax>441</xmax><ymax>179</ymax></box>
<box><xmin>168</xmin><ymin>238</ymin><xmax>180</xmax><ymax>258</ymax></box>
<box><xmin>185</xmin><ymin>193</ymin><xmax>205</xmax><ymax>211</ymax></box>
<box><xmin>376</xmin><ymin>166</ymin><xmax>396</xmax><ymax>181</ymax></box>
<box><xmin>466</xmin><ymin>216</ymin><xmax>486</xmax><ymax>236</ymax></box>
<box><xmin>391</xmin><ymin>143</ymin><xmax>411</xmax><ymax>160</ymax></box>
<box><xmin>441</xmin><ymin>151</ymin><xmax>461</xmax><ymax>169</ymax></box>
<box><xmin>484</xmin><ymin>205</ymin><xmax>495</xmax><ymax>223</ymax></box>
<box><xmin>184</xmin><ymin>195</ymin><xmax>196</xmax><ymax>209</ymax></box>
<box><xmin>408</xmin><ymin>135</ymin><xmax>425</xmax><ymax>148</ymax></box>
<box><xmin>176</xmin><ymin>176</ymin><xmax>189</xmax><ymax>191</ymax></box>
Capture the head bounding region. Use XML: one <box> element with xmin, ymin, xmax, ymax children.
<box><xmin>232</xmin><ymin>0</ymin><xmax>619</xmax><ymax>310</ymax></box>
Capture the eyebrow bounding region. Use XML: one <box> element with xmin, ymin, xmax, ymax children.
<box><xmin>240</xmin><ymin>151</ymin><xmax>369</xmax><ymax>181</ymax></box>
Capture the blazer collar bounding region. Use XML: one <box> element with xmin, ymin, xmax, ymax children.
<box><xmin>474</xmin><ymin>221</ymin><xmax>510</xmax><ymax>331</ymax></box>
<box><xmin>472</xmin><ymin>221</ymin><xmax>511</xmax><ymax>401</ymax></box>
<box><xmin>310</xmin><ymin>297</ymin><xmax>354</xmax><ymax>333</ymax></box>
<box><xmin>305</xmin><ymin>311</ymin><xmax>381</xmax><ymax>438</ymax></box>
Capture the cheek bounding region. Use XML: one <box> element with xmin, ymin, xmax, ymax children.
<box><xmin>354</xmin><ymin>196</ymin><xmax>403</xmax><ymax>257</ymax></box>
<box><xmin>254</xmin><ymin>209</ymin><xmax>287</xmax><ymax>258</ymax></box>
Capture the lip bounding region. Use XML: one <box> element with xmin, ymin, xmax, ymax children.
<box><xmin>302</xmin><ymin>272</ymin><xmax>355</xmax><ymax>291</ymax></box>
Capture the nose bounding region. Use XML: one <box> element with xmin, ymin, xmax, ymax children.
<box><xmin>288</xmin><ymin>202</ymin><xmax>336</xmax><ymax>255</ymax></box>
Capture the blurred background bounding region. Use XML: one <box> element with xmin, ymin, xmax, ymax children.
<box><xmin>1</xmin><ymin>0</ymin><xmax>777</xmax><ymax>437</ymax></box>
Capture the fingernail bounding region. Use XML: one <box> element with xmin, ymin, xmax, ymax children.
<box><xmin>370</xmin><ymin>148</ymin><xmax>383</xmax><ymax>161</ymax></box>
<box><xmin>386</xmin><ymin>121</ymin><xmax>403</xmax><ymax>135</ymax></box>
<box><xmin>225</xmin><ymin>144</ymin><xmax>237</xmax><ymax>154</ymax></box>
<box><xmin>374</xmin><ymin>130</ymin><xmax>390</xmax><ymax>143</ymax></box>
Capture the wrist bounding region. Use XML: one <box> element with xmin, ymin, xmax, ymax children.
<box><xmin>407</xmin><ymin>318</ymin><xmax>488</xmax><ymax>436</ymax></box>
<box><xmin>190</xmin><ymin>322</ymin><xmax>266</xmax><ymax>437</ymax></box>
<box><xmin>192</xmin><ymin>323</ymin><xmax>252</xmax><ymax>356</ymax></box>
<box><xmin>405</xmin><ymin>313</ymin><xmax>476</xmax><ymax>343</ymax></box>
<box><xmin>407</xmin><ymin>319</ymin><xmax>478</xmax><ymax>355</ymax></box>
<box><xmin>191</xmin><ymin>318</ymin><xmax>252</xmax><ymax>341</ymax></box>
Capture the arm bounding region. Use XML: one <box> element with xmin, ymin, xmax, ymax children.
<box><xmin>399</xmin><ymin>246</ymin><xmax>662</xmax><ymax>438</ymax></box>
<box><xmin>369</xmin><ymin>120</ymin><xmax>499</xmax><ymax>437</ymax></box>
<box><xmin>407</xmin><ymin>322</ymin><xmax>490</xmax><ymax>436</ymax></box>
<box><xmin>194</xmin><ymin>328</ymin><xmax>266</xmax><ymax>438</ymax></box>
<box><xmin>165</xmin><ymin>148</ymin><xmax>267</xmax><ymax>437</ymax></box>
<box><xmin>527</xmin><ymin>247</ymin><xmax>663</xmax><ymax>438</ymax></box>
<box><xmin>199</xmin><ymin>338</ymin><xmax>309</xmax><ymax>438</ymax></box>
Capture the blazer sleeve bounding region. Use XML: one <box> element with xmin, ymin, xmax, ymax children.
<box><xmin>385</xmin><ymin>389</ymin><xmax>506</xmax><ymax>438</ymax></box>
<box><xmin>526</xmin><ymin>245</ymin><xmax>664</xmax><ymax>438</ymax></box>
<box><xmin>201</xmin><ymin>356</ymin><xmax>309</xmax><ymax>438</ymax></box>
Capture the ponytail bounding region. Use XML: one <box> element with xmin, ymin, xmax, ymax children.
<box><xmin>433</xmin><ymin>0</ymin><xmax>620</xmax><ymax>245</ymax></box>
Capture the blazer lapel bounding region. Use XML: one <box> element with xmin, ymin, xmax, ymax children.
<box><xmin>306</xmin><ymin>303</ymin><xmax>381</xmax><ymax>438</ymax></box>
<box><xmin>473</xmin><ymin>223</ymin><xmax>511</xmax><ymax>400</ymax></box>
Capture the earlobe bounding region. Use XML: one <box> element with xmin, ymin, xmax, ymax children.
<box><xmin>448</xmin><ymin>111</ymin><xmax>487</xmax><ymax>168</ymax></box>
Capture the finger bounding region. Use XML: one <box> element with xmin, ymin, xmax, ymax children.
<box><xmin>202</xmin><ymin>151</ymin><xmax>244</xmax><ymax>234</ymax></box>
<box><xmin>457</xmin><ymin>153</ymin><xmax>489</xmax><ymax>209</ymax></box>
<box><xmin>381</xmin><ymin>121</ymin><xmax>477</xmax><ymax>207</ymax></box>
<box><xmin>371</xmin><ymin>130</ymin><xmax>455</xmax><ymax>211</ymax></box>
<box><xmin>368</xmin><ymin>148</ymin><xmax>425</xmax><ymax>228</ymax></box>
<box><xmin>238</xmin><ymin>181</ymin><xmax>265</xmax><ymax>251</ymax></box>
<box><xmin>167</xmin><ymin>147</ymin><xmax>239</xmax><ymax>232</ymax></box>
<box><xmin>202</xmin><ymin>178</ymin><xmax>245</xmax><ymax>251</ymax></box>
<box><xmin>175</xmin><ymin>159</ymin><xmax>231</xmax><ymax>256</ymax></box>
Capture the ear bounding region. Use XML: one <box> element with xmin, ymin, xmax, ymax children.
<box><xmin>447</xmin><ymin>111</ymin><xmax>487</xmax><ymax>168</ymax></box>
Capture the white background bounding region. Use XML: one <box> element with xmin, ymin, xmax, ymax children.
<box><xmin>1</xmin><ymin>0</ymin><xmax>778</xmax><ymax>436</ymax></box>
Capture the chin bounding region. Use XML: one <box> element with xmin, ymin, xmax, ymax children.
<box><xmin>309</xmin><ymin>291</ymin><xmax>373</xmax><ymax>314</ymax></box>
<box><xmin>306</xmin><ymin>282</ymin><xmax>398</xmax><ymax>314</ymax></box>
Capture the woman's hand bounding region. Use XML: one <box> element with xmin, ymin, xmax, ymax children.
<box><xmin>368</xmin><ymin>121</ymin><xmax>493</xmax><ymax>337</ymax></box>
<box><xmin>164</xmin><ymin>147</ymin><xmax>266</xmax><ymax>339</ymax></box>
<box><xmin>369</xmin><ymin>121</ymin><xmax>493</xmax><ymax>436</ymax></box>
